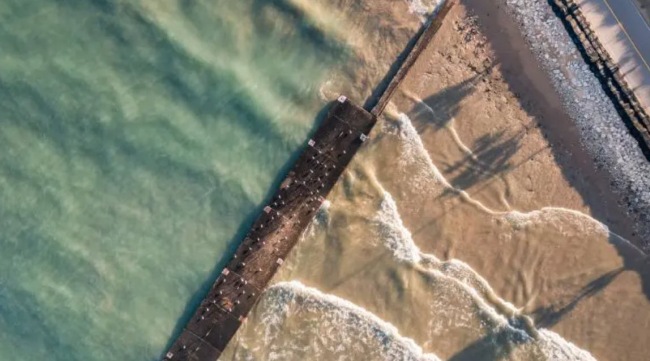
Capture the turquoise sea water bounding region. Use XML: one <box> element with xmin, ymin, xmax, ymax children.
<box><xmin>0</xmin><ymin>1</ymin><xmax>347</xmax><ymax>359</ymax></box>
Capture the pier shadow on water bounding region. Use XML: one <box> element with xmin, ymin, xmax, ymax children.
<box><xmin>158</xmin><ymin>102</ymin><xmax>335</xmax><ymax>360</ymax></box>
<box><xmin>363</xmin><ymin>21</ymin><xmax>432</xmax><ymax>112</ymax></box>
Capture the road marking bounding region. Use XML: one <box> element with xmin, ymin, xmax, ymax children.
<box><xmin>626</xmin><ymin>0</ymin><xmax>650</xmax><ymax>32</ymax></box>
<box><xmin>601</xmin><ymin>0</ymin><xmax>650</xmax><ymax>74</ymax></box>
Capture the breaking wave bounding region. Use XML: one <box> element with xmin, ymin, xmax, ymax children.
<box><xmin>259</xmin><ymin>281</ymin><xmax>442</xmax><ymax>361</ymax></box>
<box><xmin>371</xmin><ymin>190</ymin><xmax>597</xmax><ymax>361</ymax></box>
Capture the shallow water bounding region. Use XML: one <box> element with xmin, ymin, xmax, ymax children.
<box><xmin>2</xmin><ymin>1</ymin><xmax>648</xmax><ymax>361</ymax></box>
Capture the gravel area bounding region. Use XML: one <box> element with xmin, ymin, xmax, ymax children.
<box><xmin>503</xmin><ymin>0</ymin><xmax>650</xmax><ymax>251</ymax></box>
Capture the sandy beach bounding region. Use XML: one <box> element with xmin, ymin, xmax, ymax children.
<box><xmin>6</xmin><ymin>0</ymin><xmax>648</xmax><ymax>360</ymax></box>
<box><xmin>388</xmin><ymin>1</ymin><xmax>650</xmax><ymax>360</ymax></box>
<box><xmin>219</xmin><ymin>1</ymin><xmax>650</xmax><ymax>360</ymax></box>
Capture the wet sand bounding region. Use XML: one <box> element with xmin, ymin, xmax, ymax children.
<box><xmin>389</xmin><ymin>2</ymin><xmax>650</xmax><ymax>360</ymax></box>
<box><xmin>219</xmin><ymin>1</ymin><xmax>650</xmax><ymax>360</ymax></box>
<box><xmin>402</xmin><ymin>0</ymin><xmax>641</xmax><ymax>239</ymax></box>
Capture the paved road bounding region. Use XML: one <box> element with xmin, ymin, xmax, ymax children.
<box><xmin>577</xmin><ymin>0</ymin><xmax>650</xmax><ymax>111</ymax></box>
<box><xmin>603</xmin><ymin>0</ymin><xmax>650</xmax><ymax>69</ymax></box>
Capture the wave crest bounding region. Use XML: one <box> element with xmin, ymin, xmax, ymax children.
<box><xmin>256</xmin><ymin>281</ymin><xmax>441</xmax><ymax>361</ymax></box>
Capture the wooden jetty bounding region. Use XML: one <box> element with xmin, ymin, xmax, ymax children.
<box><xmin>162</xmin><ymin>2</ymin><xmax>455</xmax><ymax>359</ymax></box>
<box><xmin>163</xmin><ymin>97</ymin><xmax>376</xmax><ymax>360</ymax></box>
<box><xmin>370</xmin><ymin>0</ymin><xmax>454</xmax><ymax>116</ymax></box>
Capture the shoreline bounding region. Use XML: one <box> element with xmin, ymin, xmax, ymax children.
<box><xmin>501</xmin><ymin>0</ymin><xmax>650</xmax><ymax>252</ymax></box>
<box><xmin>384</xmin><ymin>1</ymin><xmax>650</xmax><ymax>360</ymax></box>
<box><xmin>219</xmin><ymin>1</ymin><xmax>649</xmax><ymax>360</ymax></box>
<box><xmin>463</xmin><ymin>0</ymin><xmax>643</xmax><ymax>248</ymax></box>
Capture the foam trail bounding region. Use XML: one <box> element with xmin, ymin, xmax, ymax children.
<box><xmin>373</xmin><ymin>191</ymin><xmax>423</xmax><ymax>263</ymax></box>
<box><xmin>373</xmin><ymin>191</ymin><xmax>524</xmax><ymax>322</ymax></box>
<box><xmin>505</xmin><ymin>209</ymin><xmax>644</xmax><ymax>255</ymax></box>
<box><xmin>264</xmin><ymin>281</ymin><xmax>442</xmax><ymax>361</ymax></box>
<box><xmin>406</xmin><ymin>0</ymin><xmax>446</xmax><ymax>20</ymax></box>
<box><xmin>403</xmin><ymin>91</ymin><xmax>484</xmax><ymax>167</ymax></box>
<box><xmin>385</xmin><ymin>110</ymin><xmax>645</xmax><ymax>254</ymax></box>
<box><xmin>371</xmin><ymin>191</ymin><xmax>597</xmax><ymax>360</ymax></box>
<box><xmin>383</xmin><ymin>108</ymin><xmax>503</xmax><ymax>214</ymax></box>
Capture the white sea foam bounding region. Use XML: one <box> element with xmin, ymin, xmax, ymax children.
<box><xmin>505</xmin><ymin>205</ymin><xmax>644</xmax><ymax>255</ymax></box>
<box><xmin>373</xmin><ymin>192</ymin><xmax>422</xmax><ymax>263</ymax></box>
<box><xmin>406</xmin><ymin>0</ymin><xmax>446</xmax><ymax>20</ymax></box>
<box><xmin>537</xmin><ymin>330</ymin><xmax>598</xmax><ymax>361</ymax></box>
<box><xmin>384</xmin><ymin>111</ymin><xmax>643</xmax><ymax>254</ymax></box>
<box><xmin>320</xmin><ymin>199</ymin><xmax>331</xmax><ymax>211</ymax></box>
<box><xmin>371</xmin><ymin>190</ymin><xmax>521</xmax><ymax>323</ymax></box>
<box><xmin>373</xmin><ymin>112</ymin><xmax>603</xmax><ymax>358</ymax></box>
<box><xmin>370</xmin><ymin>190</ymin><xmax>597</xmax><ymax>360</ymax></box>
<box><xmin>382</xmin><ymin>110</ymin><xmax>449</xmax><ymax>189</ymax></box>
<box><xmin>316</xmin><ymin>199</ymin><xmax>331</xmax><ymax>223</ymax></box>
<box><xmin>262</xmin><ymin>281</ymin><xmax>441</xmax><ymax>361</ymax></box>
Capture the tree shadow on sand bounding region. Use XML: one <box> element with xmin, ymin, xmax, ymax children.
<box><xmin>406</xmin><ymin>63</ymin><xmax>649</xmax><ymax>361</ymax></box>
<box><xmin>533</xmin><ymin>245</ymin><xmax>650</xmax><ymax>330</ymax></box>
<box><xmin>409</xmin><ymin>75</ymin><xmax>478</xmax><ymax>131</ymax></box>
<box><xmin>447</xmin><ymin>327</ymin><xmax>530</xmax><ymax>361</ymax></box>
<box><xmin>407</xmin><ymin>68</ymin><xmax>523</xmax><ymax>196</ymax></box>
<box><xmin>408</xmin><ymin>66</ymin><xmax>494</xmax><ymax>133</ymax></box>
<box><xmin>444</xmin><ymin>269</ymin><xmax>618</xmax><ymax>361</ymax></box>
<box><xmin>443</xmin><ymin>130</ymin><xmax>523</xmax><ymax>193</ymax></box>
<box><xmin>427</xmin><ymin>0</ymin><xmax>650</xmax><ymax>358</ymax></box>
<box><xmin>447</xmin><ymin>254</ymin><xmax>649</xmax><ymax>361</ymax></box>
<box><xmin>532</xmin><ymin>268</ymin><xmax>624</xmax><ymax>328</ymax></box>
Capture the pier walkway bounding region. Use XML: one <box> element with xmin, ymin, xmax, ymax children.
<box><xmin>161</xmin><ymin>2</ymin><xmax>455</xmax><ymax>359</ymax></box>
<box><xmin>163</xmin><ymin>97</ymin><xmax>376</xmax><ymax>361</ymax></box>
